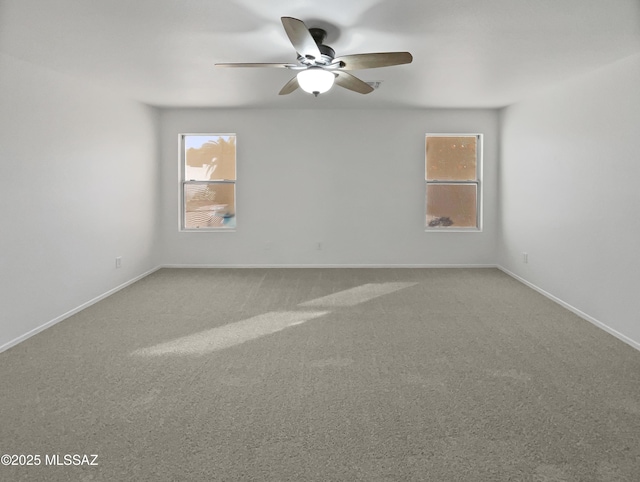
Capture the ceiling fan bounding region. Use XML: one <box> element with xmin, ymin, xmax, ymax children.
<box><xmin>215</xmin><ymin>17</ymin><xmax>413</xmax><ymax>97</ymax></box>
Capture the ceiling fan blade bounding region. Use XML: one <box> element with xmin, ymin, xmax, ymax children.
<box><xmin>215</xmin><ymin>62</ymin><xmax>296</xmax><ymax>68</ymax></box>
<box><xmin>334</xmin><ymin>71</ymin><xmax>374</xmax><ymax>94</ymax></box>
<box><xmin>335</xmin><ymin>52</ymin><xmax>413</xmax><ymax>70</ymax></box>
<box><xmin>279</xmin><ymin>76</ymin><xmax>299</xmax><ymax>95</ymax></box>
<box><xmin>281</xmin><ymin>17</ymin><xmax>322</xmax><ymax>61</ymax></box>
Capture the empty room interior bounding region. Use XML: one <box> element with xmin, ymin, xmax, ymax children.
<box><xmin>1</xmin><ymin>1</ymin><xmax>640</xmax><ymax>480</ymax></box>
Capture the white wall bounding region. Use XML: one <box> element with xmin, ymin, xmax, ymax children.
<box><xmin>159</xmin><ymin>108</ymin><xmax>499</xmax><ymax>266</ymax></box>
<box><xmin>4</xmin><ymin>45</ymin><xmax>638</xmax><ymax>352</ymax></box>
<box><xmin>499</xmin><ymin>53</ymin><xmax>640</xmax><ymax>347</ymax></box>
<box><xmin>0</xmin><ymin>53</ymin><xmax>160</xmax><ymax>350</ymax></box>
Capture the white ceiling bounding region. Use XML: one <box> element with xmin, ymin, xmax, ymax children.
<box><xmin>2</xmin><ymin>0</ymin><xmax>639</xmax><ymax>109</ymax></box>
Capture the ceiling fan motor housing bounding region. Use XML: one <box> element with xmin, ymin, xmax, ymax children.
<box><xmin>309</xmin><ymin>28</ymin><xmax>327</xmax><ymax>45</ymax></box>
<box><xmin>308</xmin><ymin>28</ymin><xmax>335</xmax><ymax>64</ymax></box>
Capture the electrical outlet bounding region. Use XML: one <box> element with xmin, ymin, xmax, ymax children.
<box><xmin>115</xmin><ymin>257</ymin><xmax>122</xmax><ymax>269</ymax></box>
<box><xmin>316</xmin><ymin>242</ymin><xmax>323</xmax><ymax>251</ymax></box>
<box><xmin>522</xmin><ymin>252</ymin><xmax>528</xmax><ymax>264</ymax></box>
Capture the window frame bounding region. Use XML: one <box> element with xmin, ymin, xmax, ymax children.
<box><xmin>179</xmin><ymin>133</ymin><xmax>237</xmax><ymax>232</ymax></box>
<box><xmin>424</xmin><ymin>133</ymin><xmax>483</xmax><ymax>232</ymax></box>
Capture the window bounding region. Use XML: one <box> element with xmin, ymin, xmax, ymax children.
<box><xmin>181</xmin><ymin>134</ymin><xmax>236</xmax><ymax>230</ymax></box>
<box><xmin>425</xmin><ymin>134</ymin><xmax>481</xmax><ymax>230</ymax></box>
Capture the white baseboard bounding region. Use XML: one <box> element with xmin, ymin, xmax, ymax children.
<box><xmin>0</xmin><ymin>266</ymin><xmax>162</xmax><ymax>354</ymax></box>
<box><xmin>497</xmin><ymin>265</ymin><xmax>640</xmax><ymax>352</ymax></box>
<box><xmin>11</xmin><ymin>264</ymin><xmax>633</xmax><ymax>356</ymax></box>
<box><xmin>0</xmin><ymin>264</ymin><xmax>495</xmax><ymax>353</ymax></box>
<box><xmin>160</xmin><ymin>264</ymin><xmax>498</xmax><ymax>269</ymax></box>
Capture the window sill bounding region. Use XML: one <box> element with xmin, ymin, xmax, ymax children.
<box><xmin>424</xmin><ymin>228</ymin><xmax>482</xmax><ymax>233</ymax></box>
<box><xmin>180</xmin><ymin>228</ymin><xmax>237</xmax><ymax>233</ymax></box>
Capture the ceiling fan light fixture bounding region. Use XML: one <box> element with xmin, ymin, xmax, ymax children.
<box><xmin>297</xmin><ymin>68</ymin><xmax>335</xmax><ymax>96</ymax></box>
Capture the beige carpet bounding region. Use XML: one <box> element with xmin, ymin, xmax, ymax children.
<box><xmin>1</xmin><ymin>268</ymin><xmax>639</xmax><ymax>481</ymax></box>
